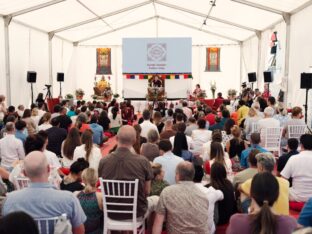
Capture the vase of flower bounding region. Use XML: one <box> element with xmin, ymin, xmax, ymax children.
<box><xmin>210</xmin><ymin>80</ymin><xmax>216</xmax><ymax>99</ymax></box>
<box><xmin>75</xmin><ymin>89</ymin><xmax>85</xmax><ymax>100</ymax></box>
<box><xmin>227</xmin><ymin>89</ymin><xmax>237</xmax><ymax>100</ymax></box>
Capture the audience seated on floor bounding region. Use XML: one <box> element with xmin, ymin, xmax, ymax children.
<box><xmin>150</xmin><ymin>163</ymin><xmax>169</xmax><ymax>196</ymax></box>
<box><xmin>193</xmin><ymin>163</ymin><xmax>223</xmax><ymax>233</ymax></box>
<box><xmin>228</xmin><ymin>172</ymin><xmax>297</xmax><ymax>234</ymax></box>
<box><xmin>153</xmin><ymin>161</ymin><xmax>211</xmax><ymax>233</ymax></box>
<box><xmin>239</xmin><ymin>152</ymin><xmax>290</xmax><ymax>215</ymax></box>
<box><xmin>240</xmin><ymin>132</ymin><xmax>268</xmax><ymax>168</ymax></box>
<box><xmin>140</xmin><ymin>128</ymin><xmax>160</xmax><ymax>162</ymax></box>
<box><xmin>0</xmin><ymin>122</ymin><xmax>25</xmax><ymax>171</ymax></box>
<box><xmin>0</xmin><ymin>91</ymin><xmax>311</xmax><ymax>233</ymax></box>
<box><xmin>73</xmin><ymin>129</ymin><xmax>102</xmax><ymax>171</ymax></box>
<box><xmin>61</xmin><ymin>127</ymin><xmax>82</xmax><ymax>168</ymax></box>
<box><xmin>154</xmin><ymin>140</ymin><xmax>184</xmax><ymax>185</ymax></box>
<box><xmin>281</xmin><ymin>134</ymin><xmax>312</xmax><ymax>202</ymax></box>
<box><xmin>233</xmin><ymin>149</ymin><xmax>259</xmax><ymax>188</ymax></box>
<box><xmin>60</xmin><ymin>158</ymin><xmax>89</xmax><ymax>193</ymax></box>
<box><xmin>205</xmin><ymin>162</ymin><xmax>237</xmax><ymax>225</ymax></box>
<box><xmin>2</xmin><ymin>151</ymin><xmax>86</xmax><ymax>234</ymax></box>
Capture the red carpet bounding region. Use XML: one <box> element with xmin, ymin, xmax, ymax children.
<box><xmin>101</xmin><ymin>136</ymin><xmax>117</xmax><ymax>157</ymax></box>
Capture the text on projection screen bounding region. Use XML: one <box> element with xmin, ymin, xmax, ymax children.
<box><xmin>122</xmin><ymin>38</ymin><xmax>192</xmax><ymax>99</ymax></box>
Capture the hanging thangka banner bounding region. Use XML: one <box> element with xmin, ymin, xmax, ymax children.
<box><xmin>96</xmin><ymin>48</ymin><xmax>112</xmax><ymax>74</ymax></box>
<box><xmin>205</xmin><ymin>47</ymin><xmax>221</xmax><ymax>72</ymax></box>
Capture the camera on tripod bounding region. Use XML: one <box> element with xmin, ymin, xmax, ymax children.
<box><xmin>44</xmin><ymin>84</ymin><xmax>52</xmax><ymax>99</ymax></box>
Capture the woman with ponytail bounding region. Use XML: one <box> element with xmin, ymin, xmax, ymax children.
<box><xmin>77</xmin><ymin>168</ymin><xmax>103</xmax><ymax>234</ymax></box>
<box><xmin>108</xmin><ymin>106</ymin><xmax>122</xmax><ymax>134</ymax></box>
<box><xmin>73</xmin><ymin>129</ymin><xmax>102</xmax><ymax>170</ymax></box>
<box><xmin>227</xmin><ymin>172</ymin><xmax>297</xmax><ymax>234</ymax></box>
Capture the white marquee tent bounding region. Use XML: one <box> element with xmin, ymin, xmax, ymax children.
<box><xmin>1</xmin><ymin>0</ymin><xmax>312</xmax><ymax>122</ymax></box>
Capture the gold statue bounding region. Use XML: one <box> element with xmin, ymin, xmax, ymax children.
<box><xmin>97</xmin><ymin>75</ymin><xmax>109</xmax><ymax>93</ymax></box>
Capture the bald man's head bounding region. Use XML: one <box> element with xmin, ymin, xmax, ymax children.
<box><xmin>24</xmin><ymin>151</ymin><xmax>49</xmax><ymax>181</ymax></box>
<box><xmin>117</xmin><ymin>125</ymin><xmax>136</xmax><ymax>147</ymax></box>
<box><xmin>176</xmin><ymin>161</ymin><xmax>195</xmax><ymax>182</ymax></box>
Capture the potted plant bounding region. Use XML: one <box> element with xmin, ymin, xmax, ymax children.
<box><xmin>65</xmin><ymin>94</ymin><xmax>73</xmax><ymax>100</ymax></box>
<box><xmin>75</xmin><ymin>89</ymin><xmax>85</xmax><ymax>100</ymax></box>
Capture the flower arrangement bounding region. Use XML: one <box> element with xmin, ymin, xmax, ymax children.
<box><xmin>75</xmin><ymin>89</ymin><xmax>85</xmax><ymax>100</ymax></box>
<box><xmin>210</xmin><ymin>80</ymin><xmax>217</xmax><ymax>99</ymax></box>
<box><xmin>103</xmin><ymin>89</ymin><xmax>112</xmax><ymax>98</ymax></box>
<box><xmin>228</xmin><ymin>89</ymin><xmax>237</xmax><ymax>99</ymax></box>
<box><xmin>65</xmin><ymin>94</ymin><xmax>73</xmax><ymax>100</ymax></box>
<box><xmin>75</xmin><ymin>89</ymin><xmax>85</xmax><ymax>96</ymax></box>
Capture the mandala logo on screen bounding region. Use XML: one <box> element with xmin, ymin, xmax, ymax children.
<box><xmin>147</xmin><ymin>43</ymin><xmax>167</xmax><ymax>62</ymax></box>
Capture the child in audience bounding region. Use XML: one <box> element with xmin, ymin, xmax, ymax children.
<box><xmin>150</xmin><ymin>163</ymin><xmax>169</xmax><ymax>196</ymax></box>
<box><xmin>77</xmin><ymin>168</ymin><xmax>103</xmax><ymax>234</ymax></box>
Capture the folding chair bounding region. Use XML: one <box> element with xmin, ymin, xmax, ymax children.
<box><xmin>14</xmin><ymin>176</ymin><xmax>30</xmax><ymax>190</ymax></box>
<box><xmin>35</xmin><ymin>214</ymin><xmax>67</xmax><ymax>234</ymax></box>
<box><xmin>288</xmin><ymin>125</ymin><xmax>306</xmax><ymax>140</ymax></box>
<box><xmin>251</xmin><ymin>122</ymin><xmax>259</xmax><ymax>133</ymax></box>
<box><xmin>261</xmin><ymin>127</ymin><xmax>283</xmax><ymax>155</ymax></box>
<box><xmin>99</xmin><ymin>178</ymin><xmax>145</xmax><ymax>234</ymax></box>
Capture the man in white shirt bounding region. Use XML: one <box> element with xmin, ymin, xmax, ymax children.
<box><xmin>281</xmin><ymin>134</ymin><xmax>312</xmax><ymax>202</ymax></box>
<box><xmin>140</xmin><ymin>109</ymin><xmax>158</xmax><ymax>139</ymax></box>
<box><xmin>191</xmin><ymin>119</ymin><xmax>212</xmax><ymax>155</ymax></box>
<box><xmin>257</xmin><ymin>106</ymin><xmax>280</xmax><ymax>132</ymax></box>
<box><xmin>193</xmin><ymin>165</ymin><xmax>224</xmax><ymax>233</ymax></box>
<box><xmin>182</xmin><ymin>101</ymin><xmax>192</xmax><ymax>120</ymax></box>
<box><xmin>153</xmin><ymin>140</ymin><xmax>184</xmax><ymax>185</ymax></box>
<box><xmin>0</xmin><ymin>122</ymin><xmax>25</xmax><ymax>170</ymax></box>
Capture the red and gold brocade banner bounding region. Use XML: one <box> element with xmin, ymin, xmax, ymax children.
<box><xmin>205</xmin><ymin>47</ymin><xmax>221</xmax><ymax>72</ymax></box>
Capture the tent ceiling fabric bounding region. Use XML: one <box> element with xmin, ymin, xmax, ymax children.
<box><xmin>0</xmin><ymin>0</ymin><xmax>311</xmax><ymax>44</ymax></box>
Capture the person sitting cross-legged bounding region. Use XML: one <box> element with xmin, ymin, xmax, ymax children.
<box><xmin>239</xmin><ymin>152</ymin><xmax>289</xmax><ymax>215</ymax></box>
<box><xmin>2</xmin><ymin>151</ymin><xmax>86</xmax><ymax>234</ymax></box>
<box><xmin>281</xmin><ymin>134</ymin><xmax>312</xmax><ymax>202</ymax></box>
<box><xmin>60</xmin><ymin>158</ymin><xmax>89</xmax><ymax>193</ymax></box>
<box><xmin>233</xmin><ymin>149</ymin><xmax>260</xmax><ymax>189</ymax></box>
<box><xmin>153</xmin><ymin>140</ymin><xmax>184</xmax><ymax>185</ymax></box>
<box><xmin>240</xmin><ymin>132</ymin><xmax>268</xmax><ymax>169</ymax></box>
<box><xmin>153</xmin><ymin>161</ymin><xmax>211</xmax><ymax>234</ymax></box>
<box><xmin>228</xmin><ymin>172</ymin><xmax>297</xmax><ymax>234</ymax></box>
<box><xmin>277</xmin><ymin>138</ymin><xmax>299</xmax><ymax>176</ymax></box>
<box><xmin>140</xmin><ymin>109</ymin><xmax>158</xmax><ymax>139</ymax></box>
<box><xmin>0</xmin><ymin>122</ymin><xmax>25</xmax><ymax>171</ymax></box>
<box><xmin>193</xmin><ymin>164</ymin><xmax>224</xmax><ymax>233</ymax></box>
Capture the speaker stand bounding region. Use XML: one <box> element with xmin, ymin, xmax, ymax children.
<box><xmin>59</xmin><ymin>82</ymin><xmax>62</xmax><ymax>97</ymax></box>
<box><xmin>30</xmin><ymin>83</ymin><xmax>34</xmax><ymax>104</ymax></box>
<box><xmin>267</xmin><ymin>83</ymin><xmax>270</xmax><ymax>97</ymax></box>
<box><xmin>251</xmin><ymin>82</ymin><xmax>254</xmax><ymax>90</ymax></box>
<box><xmin>304</xmin><ymin>88</ymin><xmax>310</xmax><ymax>124</ymax></box>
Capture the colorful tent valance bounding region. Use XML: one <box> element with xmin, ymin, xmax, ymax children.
<box><xmin>123</xmin><ymin>74</ymin><xmax>192</xmax><ymax>80</ymax></box>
